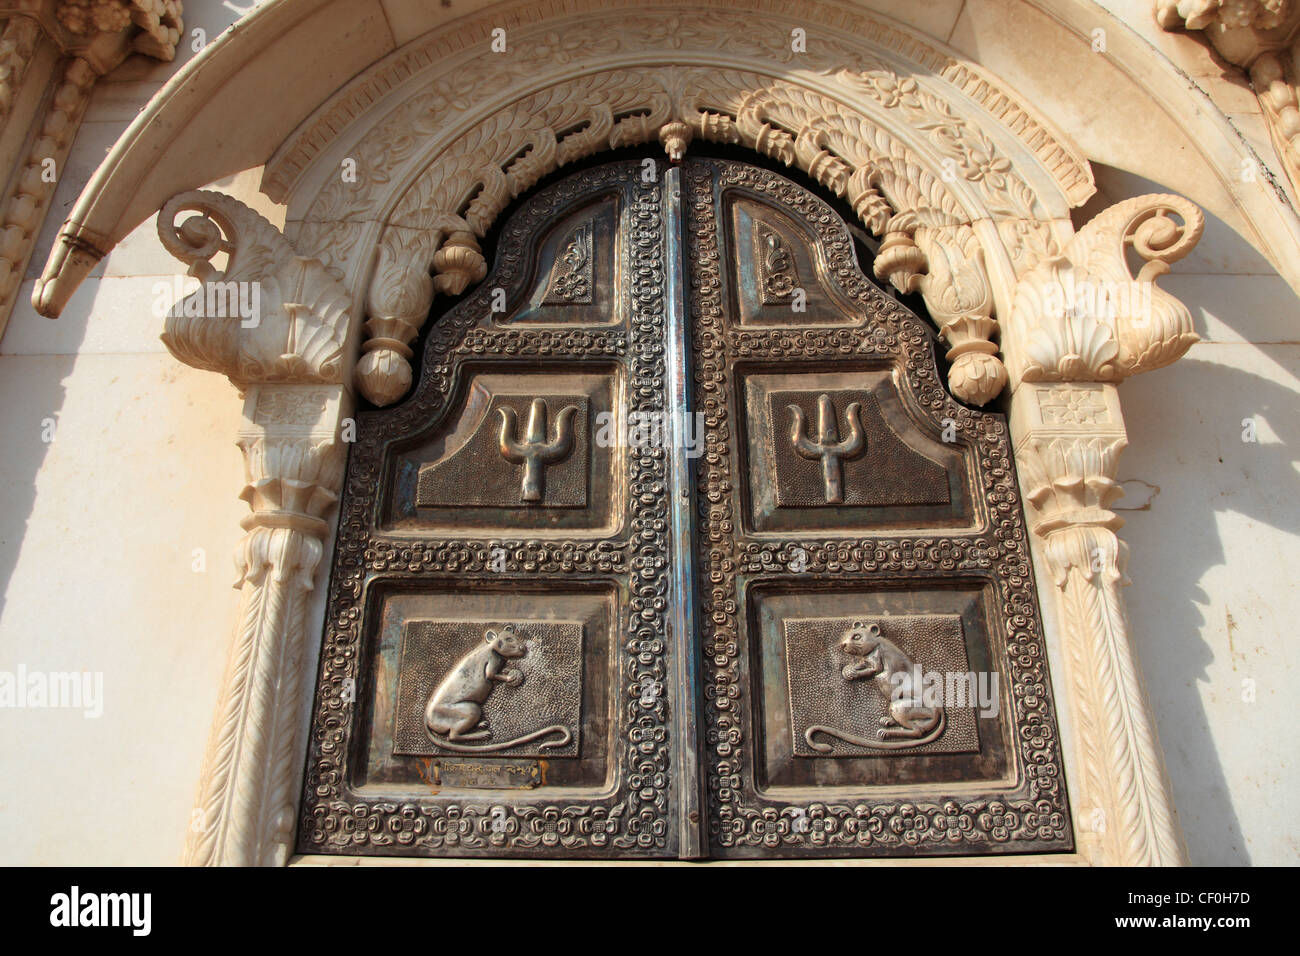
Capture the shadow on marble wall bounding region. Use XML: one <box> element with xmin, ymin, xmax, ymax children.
<box><xmin>0</xmin><ymin>355</ymin><xmax>75</xmax><ymax>615</ymax></box>
<box><xmin>1119</xmin><ymin>354</ymin><xmax>1300</xmax><ymax>865</ymax></box>
<box><xmin>1087</xmin><ymin>166</ymin><xmax>1300</xmax><ymax>864</ymax></box>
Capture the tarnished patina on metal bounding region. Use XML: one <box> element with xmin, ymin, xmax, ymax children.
<box><xmin>298</xmin><ymin>156</ymin><xmax>1072</xmax><ymax>860</ymax></box>
<box><xmin>298</xmin><ymin>162</ymin><xmax>679</xmax><ymax>858</ymax></box>
<box><xmin>687</xmin><ymin>158</ymin><xmax>1071</xmax><ymax>857</ymax></box>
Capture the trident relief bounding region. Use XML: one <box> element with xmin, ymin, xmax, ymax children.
<box><xmin>498</xmin><ymin>398</ymin><xmax>579</xmax><ymax>503</ymax></box>
<box><xmin>788</xmin><ymin>393</ymin><xmax>866</xmax><ymax>504</ymax></box>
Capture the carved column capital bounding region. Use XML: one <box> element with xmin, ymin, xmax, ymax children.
<box><xmin>1007</xmin><ymin>194</ymin><xmax>1204</xmax><ymax>389</ymax></box>
<box><xmin>157</xmin><ymin>190</ymin><xmax>352</xmax><ymax>390</ymax></box>
<box><xmin>151</xmin><ymin>191</ymin><xmax>353</xmax><ymax>866</ymax></box>
<box><xmin>1005</xmin><ymin>192</ymin><xmax>1200</xmax><ymax>864</ymax></box>
<box><xmin>235</xmin><ymin>388</ymin><xmax>344</xmax><ymax>545</ymax></box>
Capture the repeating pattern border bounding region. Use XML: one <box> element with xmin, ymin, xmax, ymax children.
<box><xmin>686</xmin><ymin>158</ymin><xmax>1072</xmax><ymax>855</ymax></box>
<box><xmin>297</xmin><ymin>162</ymin><xmax>674</xmax><ymax>856</ymax></box>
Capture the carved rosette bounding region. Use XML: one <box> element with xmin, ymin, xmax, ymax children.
<box><xmin>1012</xmin><ymin>383</ymin><xmax>1187</xmax><ymax>866</ymax></box>
<box><xmin>1009</xmin><ymin>194</ymin><xmax>1204</xmax><ymax>386</ymax></box>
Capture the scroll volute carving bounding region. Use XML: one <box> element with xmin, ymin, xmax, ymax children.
<box><xmin>1010</xmin><ymin>194</ymin><xmax>1204</xmax><ymax>384</ymax></box>
<box><xmin>157</xmin><ymin>190</ymin><xmax>350</xmax><ymax>388</ymax></box>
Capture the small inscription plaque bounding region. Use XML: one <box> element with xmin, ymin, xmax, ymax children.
<box><xmin>426</xmin><ymin>759</ymin><xmax>542</xmax><ymax>790</ymax></box>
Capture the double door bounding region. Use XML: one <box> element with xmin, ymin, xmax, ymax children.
<box><xmin>298</xmin><ymin>157</ymin><xmax>1073</xmax><ymax>859</ymax></box>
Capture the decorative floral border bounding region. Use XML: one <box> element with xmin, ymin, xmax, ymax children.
<box><xmin>298</xmin><ymin>163</ymin><xmax>673</xmax><ymax>857</ymax></box>
<box><xmin>687</xmin><ymin>159</ymin><xmax>1072</xmax><ymax>856</ymax></box>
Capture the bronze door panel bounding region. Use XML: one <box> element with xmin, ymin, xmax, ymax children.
<box><xmin>741</xmin><ymin>369</ymin><xmax>973</xmax><ymax>532</ymax></box>
<box><xmin>387</xmin><ymin>370</ymin><xmax>622</xmax><ymax>535</ymax></box>
<box><xmin>511</xmin><ymin>195</ymin><xmax>621</xmax><ymax>324</ymax></box>
<box><xmin>686</xmin><ymin>158</ymin><xmax>1072</xmax><ymax>858</ymax></box>
<box><xmin>728</xmin><ymin>195</ymin><xmax>862</xmax><ymax>325</ymax></box>
<box><xmin>361</xmin><ymin>586</ymin><xmax>615</xmax><ymax>784</ymax></box>
<box><xmin>299</xmin><ymin>164</ymin><xmax>690</xmax><ymax>859</ymax></box>
<box><xmin>300</xmin><ymin>156</ymin><xmax>1073</xmax><ymax>860</ymax></box>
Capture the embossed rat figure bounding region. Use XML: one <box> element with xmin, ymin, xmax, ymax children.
<box><xmin>423</xmin><ymin>625</ymin><xmax>571</xmax><ymax>753</ymax></box>
<box><xmin>804</xmin><ymin>620</ymin><xmax>945</xmax><ymax>753</ymax></box>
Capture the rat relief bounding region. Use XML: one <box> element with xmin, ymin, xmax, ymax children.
<box><xmin>422</xmin><ymin>625</ymin><xmax>572</xmax><ymax>754</ymax></box>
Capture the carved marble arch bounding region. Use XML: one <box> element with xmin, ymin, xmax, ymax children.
<box><xmin>56</xmin><ymin>0</ymin><xmax>1213</xmax><ymax>866</ymax></box>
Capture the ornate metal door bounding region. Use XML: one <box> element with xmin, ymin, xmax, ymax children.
<box><xmin>684</xmin><ymin>159</ymin><xmax>1071</xmax><ymax>858</ymax></box>
<box><xmin>297</xmin><ymin>157</ymin><xmax>1072</xmax><ymax>860</ymax></box>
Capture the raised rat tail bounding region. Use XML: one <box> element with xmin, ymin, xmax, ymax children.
<box><xmin>805</xmin><ymin>711</ymin><xmax>945</xmax><ymax>754</ymax></box>
<box><xmin>429</xmin><ymin>724</ymin><xmax>572</xmax><ymax>754</ymax></box>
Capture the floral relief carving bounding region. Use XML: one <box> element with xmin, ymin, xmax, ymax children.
<box><xmin>1038</xmin><ymin>385</ymin><xmax>1109</xmax><ymax>425</ymax></box>
<box><xmin>57</xmin><ymin>0</ymin><xmax>183</xmax><ymax>59</ymax></box>
<box><xmin>268</xmin><ymin>3</ymin><xmax>1090</xmax><ymax>211</ymax></box>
